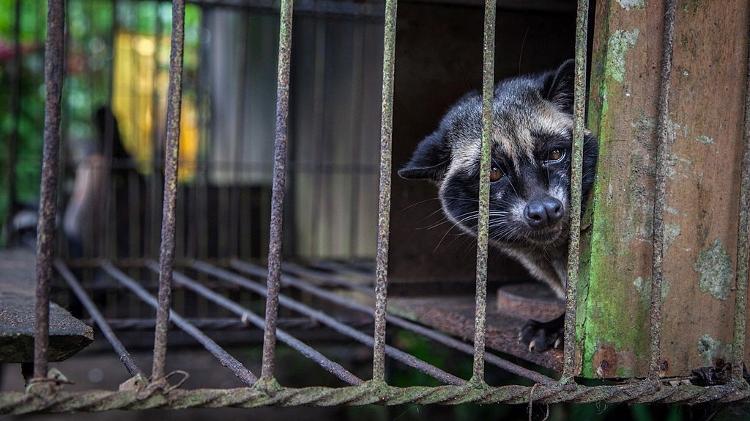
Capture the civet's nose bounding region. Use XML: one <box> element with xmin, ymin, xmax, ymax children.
<box><xmin>524</xmin><ymin>196</ymin><xmax>564</xmax><ymax>228</ymax></box>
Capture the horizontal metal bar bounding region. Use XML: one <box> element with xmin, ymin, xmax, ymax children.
<box><xmin>191</xmin><ymin>261</ymin><xmax>464</xmax><ymax>385</ymax></box>
<box><xmin>233</xmin><ymin>260</ymin><xmax>554</xmax><ymax>385</ymax></box>
<box><xmin>55</xmin><ymin>260</ymin><xmax>143</xmax><ymax>377</ymax></box>
<box><xmin>2</xmin><ymin>381</ymin><xmax>749</xmax><ymax>412</ymax></box>
<box><xmin>100</xmin><ymin>262</ymin><xmax>257</xmax><ymax>386</ymax></box>
<box><xmin>143</xmin><ymin>261</ymin><xmax>363</xmax><ymax>385</ymax></box>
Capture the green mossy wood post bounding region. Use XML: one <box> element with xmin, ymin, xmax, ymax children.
<box><xmin>578</xmin><ymin>0</ymin><xmax>750</xmax><ymax>378</ymax></box>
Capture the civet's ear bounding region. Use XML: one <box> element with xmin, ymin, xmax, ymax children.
<box><xmin>398</xmin><ymin>128</ymin><xmax>451</xmax><ymax>182</ymax></box>
<box><xmin>542</xmin><ymin>59</ymin><xmax>575</xmax><ymax>114</ymax></box>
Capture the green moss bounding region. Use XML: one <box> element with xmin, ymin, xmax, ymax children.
<box><xmin>605</xmin><ymin>30</ymin><xmax>640</xmax><ymax>83</ymax></box>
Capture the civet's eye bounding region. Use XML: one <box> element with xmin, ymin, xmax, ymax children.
<box><xmin>546</xmin><ymin>148</ymin><xmax>564</xmax><ymax>163</ymax></box>
<box><xmin>490</xmin><ymin>166</ymin><xmax>503</xmax><ymax>182</ymax></box>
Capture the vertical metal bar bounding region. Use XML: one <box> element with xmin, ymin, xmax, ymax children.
<box><xmin>55</xmin><ymin>260</ymin><xmax>143</xmax><ymax>377</ymax></box>
<box><xmin>260</xmin><ymin>0</ymin><xmax>294</xmax><ymax>381</ymax></box>
<box><xmin>33</xmin><ymin>0</ymin><xmax>65</xmax><ymax>380</ymax></box>
<box><xmin>371</xmin><ymin>0</ymin><xmax>397</xmax><ymax>384</ymax></box>
<box><xmin>152</xmin><ymin>0</ymin><xmax>186</xmax><ymax>382</ymax></box>
<box><xmin>732</xmin><ymin>5</ymin><xmax>750</xmax><ymax>381</ymax></box>
<box><xmin>4</xmin><ymin>0</ymin><xmax>22</xmax><ymax>244</ymax></box>
<box><xmin>470</xmin><ymin>0</ymin><xmax>496</xmax><ymax>385</ymax></box>
<box><xmin>648</xmin><ymin>0</ymin><xmax>677</xmax><ymax>380</ymax></box>
<box><xmin>561</xmin><ymin>0</ymin><xmax>590</xmax><ymax>381</ymax></box>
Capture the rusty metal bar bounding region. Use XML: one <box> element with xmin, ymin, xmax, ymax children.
<box><xmin>470</xmin><ymin>0</ymin><xmax>496</xmax><ymax>385</ymax></box>
<box><xmin>561</xmin><ymin>0</ymin><xmax>590</xmax><ymax>381</ymax></box>
<box><xmin>33</xmin><ymin>0</ymin><xmax>66</xmax><ymax>381</ymax></box>
<box><xmin>144</xmin><ymin>262</ymin><xmax>362</xmax><ymax>385</ymax></box>
<box><xmin>648</xmin><ymin>0</ymin><xmax>677</xmax><ymax>380</ymax></box>
<box><xmin>55</xmin><ymin>260</ymin><xmax>143</xmax><ymax>377</ymax></box>
<box><xmin>732</xmin><ymin>4</ymin><xmax>750</xmax><ymax>381</ymax></box>
<box><xmin>371</xmin><ymin>0</ymin><xmax>397</xmax><ymax>384</ymax></box>
<box><xmin>152</xmin><ymin>0</ymin><xmax>186</xmax><ymax>382</ymax></box>
<box><xmin>192</xmin><ymin>261</ymin><xmax>464</xmax><ymax>385</ymax></box>
<box><xmin>260</xmin><ymin>0</ymin><xmax>294</xmax><ymax>381</ymax></box>
<box><xmin>101</xmin><ymin>262</ymin><xmax>258</xmax><ymax>385</ymax></box>
<box><xmin>232</xmin><ymin>259</ymin><xmax>555</xmax><ymax>385</ymax></box>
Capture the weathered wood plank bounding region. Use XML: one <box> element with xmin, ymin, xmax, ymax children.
<box><xmin>0</xmin><ymin>249</ymin><xmax>93</xmax><ymax>363</ymax></box>
<box><xmin>578</xmin><ymin>0</ymin><xmax>750</xmax><ymax>378</ymax></box>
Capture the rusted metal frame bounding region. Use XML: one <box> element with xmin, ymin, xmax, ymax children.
<box><xmin>260</xmin><ymin>0</ymin><xmax>294</xmax><ymax>382</ymax></box>
<box><xmin>732</xmin><ymin>5</ymin><xmax>750</xmax><ymax>382</ymax></box>
<box><xmin>191</xmin><ymin>261</ymin><xmax>464</xmax><ymax>385</ymax></box>
<box><xmin>32</xmin><ymin>0</ymin><xmax>66</xmax><ymax>381</ymax></box>
<box><xmin>4</xmin><ymin>0</ymin><xmax>22</xmax><ymax>244</ymax></box>
<box><xmin>371</xmin><ymin>0</ymin><xmax>397</xmax><ymax>384</ymax></box>
<box><xmin>561</xmin><ymin>0</ymin><xmax>589</xmax><ymax>381</ymax></box>
<box><xmin>470</xmin><ymin>0</ymin><xmax>496</xmax><ymax>385</ymax></box>
<box><xmin>101</xmin><ymin>262</ymin><xmax>258</xmax><ymax>385</ymax></box>
<box><xmin>143</xmin><ymin>262</ymin><xmax>363</xmax><ymax>385</ymax></box>
<box><xmin>54</xmin><ymin>260</ymin><xmax>143</xmax><ymax>377</ymax></box>
<box><xmin>231</xmin><ymin>259</ymin><xmax>556</xmax><ymax>385</ymax></box>
<box><xmin>648</xmin><ymin>0</ymin><xmax>677</xmax><ymax>380</ymax></box>
<box><xmin>152</xmin><ymin>0</ymin><xmax>187</xmax><ymax>383</ymax></box>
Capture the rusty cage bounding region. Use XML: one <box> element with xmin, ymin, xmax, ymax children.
<box><xmin>1</xmin><ymin>0</ymin><xmax>750</xmax><ymax>413</ymax></box>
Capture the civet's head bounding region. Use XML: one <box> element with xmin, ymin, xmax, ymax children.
<box><xmin>399</xmin><ymin>60</ymin><xmax>598</xmax><ymax>248</ymax></box>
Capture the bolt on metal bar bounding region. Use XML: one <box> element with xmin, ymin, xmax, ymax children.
<box><xmin>371</xmin><ymin>0</ymin><xmax>397</xmax><ymax>384</ymax></box>
<box><xmin>561</xmin><ymin>0</ymin><xmax>590</xmax><ymax>381</ymax></box>
<box><xmin>260</xmin><ymin>0</ymin><xmax>294</xmax><ymax>382</ymax></box>
<box><xmin>54</xmin><ymin>260</ymin><xmax>143</xmax><ymax>377</ymax></box>
<box><xmin>144</xmin><ymin>262</ymin><xmax>362</xmax><ymax>385</ymax></box>
<box><xmin>471</xmin><ymin>0</ymin><xmax>496</xmax><ymax>385</ymax></box>
<box><xmin>192</xmin><ymin>261</ymin><xmax>464</xmax><ymax>385</ymax></box>
<box><xmin>33</xmin><ymin>0</ymin><xmax>66</xmax><ymax>381</ymax></box>
<box><xmin>101</xmin><ymin>262</ymin><xmax>258</xmax><ymax>385</ymax></box>
<box><xmin>732</xmin><ymin>4</ymin><xmax>750</xmax><ymax>381</ymax></box>
<box><xmin>232</xmin><ymin>259</ymin><xmax>555</xmax><ymax>385</ymax></box>
<box><xmin>648</xmin><ymin>0</ymin><xmax>677</xmax><ymax>380</ymax></box>
<box><xmin>152</xmin><ymin>0</ymin><xmax>186</xmax><ymax>382</ymax></box>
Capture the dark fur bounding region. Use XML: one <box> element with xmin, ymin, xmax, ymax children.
<box><xmin>399</xmin><ymin>60</ymin><xmax>598</xmax><ymax>352</ymax></box>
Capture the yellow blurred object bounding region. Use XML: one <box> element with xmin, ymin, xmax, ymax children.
<box><xmin>112</xmin><ymin>31</ymin><xmax>198</xmax><ymax>182</ymax></box>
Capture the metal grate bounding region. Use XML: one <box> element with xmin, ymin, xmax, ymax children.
<box><xmin>2</xmin><ymin>0</ymin><xmax>750</xmax><ymax>413</ymax></box>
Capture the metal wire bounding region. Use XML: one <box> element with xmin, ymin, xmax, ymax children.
<box><xmin>371</xmin><ymin>0</ymin><xmax>398</xmax><ymax>384</ymax></box>
<box><xmin>648</xmin><ymin>0</ymin><xmax>677</xmax><ymax>380</ymax></box>
<box><xmin>260</xmin><ymin>0</ymin><xmax>294</xmax><ymax>382</ymax></box>
<box><xmin>33</xmin><ymin>0</ymin><xmax>65</xmax><ymax>381</ymax></box>
<box><xmin>561</xmin><ymin>0</ymin><xmax>589</xmax><ymax>380</ymax></box>
<box><xmin>152</xmin><ymin>0</ymin><xmax>186</xmax><ymax>383</ymax></box>
<box><xmin>471</xmin><ymin>0</ymin><xmax>496</xmax><ymax>385</ymax></box>
<box><xmin>55</xmin><ymin>260</ymin><xmax>143</xmax><ymax>377</ymax></box>
<box><xmin>144</xmin><ymin>261</ymin><xmax>363</xmax><ymax>385</ymax></box>
<box><xmin>102</xmin><ymin>262</ymin><xmax>258</xmax><ymax>386</ymax></box>
<box><xmin>191</xmin><ymin>261</ymin><xmax>464</xmax><ymax>385</ymax></box>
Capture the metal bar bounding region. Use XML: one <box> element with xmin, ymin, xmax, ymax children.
<box><xmin>152</xmin><ymin>0</ymin><xmax>187</xmax><ymax>382</ymax></box>
<box><xmin>144</xmin><ymin>262</ymin><xmax>362</xmax><ymax>385</ymax></box>
<box><xmin>732</xmin><ymin>3</ymin><xmax>750</xmax><ymax>381</ymax></box>
<box><xmin>232</xmin><ymin>259</ymin><xmax>555</xmax><ymax>384</ymax></box>
<box><xmin>561</xmin><ymin>0</ymin><xmax>590</xmax><ymax>380</ymax></box>
<box><xmin>648</xmin><ymin>0</ymin><xmax>677</xmax><ymax>380</ymax></box>
<box><xmin>192</xmin><ymin>261</ymin><xmax>464</xmax><ymax>385</ymax></box>
<box><xmin>260</xmin><ymin>0</ymin><xmax>294</xmax><ymax>382</ymax></box>
<box><xmin>471</xmin><ymin>0</ymin><xmax>496</xmax><ymax>384</ymax></box>
<box><xmin>33</xmin><ymin>0</ymin><xmax>66</xmax><ymax>380</ymax></box>
<box><xmin>371</xmin><ymin>0</ymin><xmax>397</xmax><ymax>384</ymax></box>
<box><xmin>101</xmin><ymin>262</ymin><xmax>258</xmax><ymax>385</ymax></box>
<box><xmin>55</xmin><ymin>260</ymin><xmax>143</xmax><ymax>377</ymax></box>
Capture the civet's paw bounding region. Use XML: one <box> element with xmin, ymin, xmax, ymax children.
<box><xmin>518</xmin><ymin>315</ymin><xmax>564</xmax><ymax>353</ymax></box>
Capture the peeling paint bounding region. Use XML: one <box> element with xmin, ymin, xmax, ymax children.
<box><xmin>695</xmin><ymin>135</ymin><xmax>714</xmax><ymax>145</ymax></box>
<box><xmin>616</xmin><ymin>0</ymin><xmax>645</xmax><ymax>11</ymax></box>
<box><xmin>695</xmin><ymin>239</ymin><xmax>733</xmax><ymax>300</ymax></box>
<box><xmin>605</xmin><ymin>30</ymin><xmax>639</xmax><ymax>83</ymax></box>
